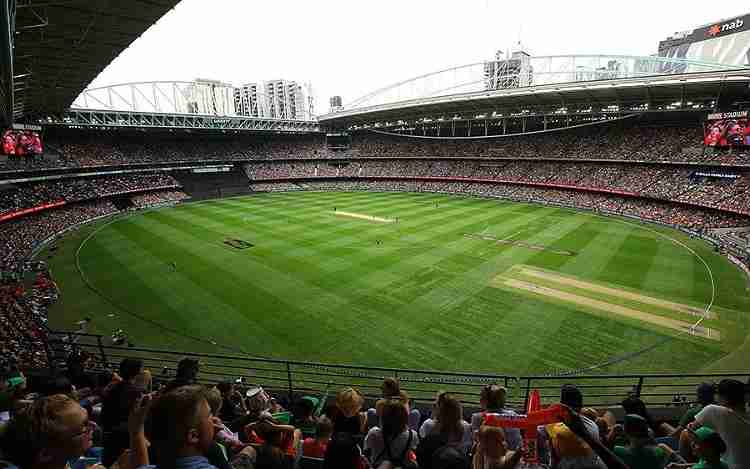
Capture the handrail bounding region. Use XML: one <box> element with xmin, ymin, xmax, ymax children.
<box><xmin>46</xmin><ymin>331</ymin><xmax>749</xmax><ymax>408</ymax></box>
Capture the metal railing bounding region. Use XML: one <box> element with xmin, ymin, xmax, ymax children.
<box><xmin>47</xmin><ymin>331</ymin><xmax>748</xmax><ymax>410</ymax></box>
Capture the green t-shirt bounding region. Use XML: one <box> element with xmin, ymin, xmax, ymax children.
<box><xmin>679</xmin><ymin>405</ymin><xmax>705</xmax><ymax>427</ymax></box>
<box><xmin>692</xmin><ymin>458</ymin><xmax>729</xmax><ymax>469</ymax></box>
<box><xmin>613</xmin><ymin>445</ymin><xmax>669</xmax><ymax>469</ymax></box>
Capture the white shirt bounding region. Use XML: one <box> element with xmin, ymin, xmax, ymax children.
<box><xmin>695</xmin><ymin>404</ymin><xmax>750</xmax><ymax>469</ymax></box>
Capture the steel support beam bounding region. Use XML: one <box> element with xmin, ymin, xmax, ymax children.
<box><xmin>0</xmin><ymin>0</ymin><xmax>14</xmax><ymax>126</ymax></box>
<box><xmin>43</xmin><ymin>108</ymin><xmax>321</xmax><ymax>133</ymax></box>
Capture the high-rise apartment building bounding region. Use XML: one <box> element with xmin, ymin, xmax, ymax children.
<box><xmin>185</xmin><ymin>79</ymin><xmax>235</xmax><ymax>115</ymax></box>
<box><xmin>234</xmin><ymin>83</ymin><xmax>265</xmax><ymax>117</ymax></box>
<box><xmin>264</xmin><ymin>79</ymin><xmax>308</xmax><ymax>120</ymax></box>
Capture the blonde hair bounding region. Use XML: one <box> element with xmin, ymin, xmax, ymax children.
<box><xmin>206</xmin><ymin>387</ymin><xmax>223</xmax><ymax>415</ymax></box>
<box><xmin>477</xmin><ymin>425</ymin><xmax>506</xmax><ymax>459</ymax></box>
<box><xmin>335</xmin><ymin>387</ymin><xmax>363</xmax><ymax>417</ymax></box>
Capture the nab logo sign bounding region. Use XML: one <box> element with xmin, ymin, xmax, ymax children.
<box><xmin>706</xmin><ymin>18</ymin><xmax>744</xmax><ymax>37</ymax></box>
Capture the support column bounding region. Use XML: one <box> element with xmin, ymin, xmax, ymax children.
<box><xmin>0</xmin><ymin>0</ymin><xmax>14</xmax><ymax>126</ymax></box>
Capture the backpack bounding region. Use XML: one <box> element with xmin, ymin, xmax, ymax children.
<box><xmin>376</xmin><ymin>430</ymin><xmax>418</xmax><ymax>469</ymax></box>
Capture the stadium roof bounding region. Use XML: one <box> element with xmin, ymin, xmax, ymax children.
<box><xmin>319</xmin><ymin>70</ymin><xmax>750</xmax><ymax>128</ymax></box>
<box><xmin>6</xmin><ymin>0</ymin><xmax>180</xmax><ymax>124</ymax></box>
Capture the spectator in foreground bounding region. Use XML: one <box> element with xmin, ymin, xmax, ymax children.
<box><xmin>216</xmin><ymin>381</ymin><xmax>244</xmax><ymax>424</ymax></box>
<box><xmin>204</xmin><ymin>387</ymin><xmax>245</xmax><ymax>456</ymax></box>
<box><xmin>364</xmin><ymin>399</ymin><xmax>419</xmax><ymax>467</ymax></box>
<box><xmin>368</xmin><ymin>378</ymin><xmax>421</xmax><ymax>431</ymax></box>
<box><xmin>676</xmin><ymin>383</ymin><xmax>716</xmax><ymax>460</ymax></box>
<box><xmin>328</xmin><ymin>387</ymin><xmax>367</xmax><ymax>435</ymax></box>
<box><xmin>561</xmin><ymin>405</ymin><xmax>631</xmax><ymax>469</ymax></box>
<box><xmin>684</xmin><ymin>427</ymin><xmax>729</xmax><ymax>469</ymax></box>
<box><xmin>303</xmin><ymin>416</ymin><xmax>333</xmax><ymax>458</ymax></box>
<box><xmin>613</xmin><ymin>414</ymin><xmax>672</xmax><ymax>469</ymax></box>
<box><xmin>470</xmin><ymin>384</ymin><xmax>521</xmax><ymax>450</ymax></box>
<box><xmin>537</xmin><ymin>384</ymin><xmax>605</xmax><ymax>469</ymax></box>
<box><xmin>295</xmin><ymin>396</ymin><xmax>321</xmax><ymax>437</ymax></box>
<box><xmin>100</xmin><ymin>358</ymin><xmax>145</xmax><ymax>466</ymax></box>
<box><xmin>0</xmin><ymin>395</ymin><xmax>95</xmax><ymax>469</ymax></box>
<box><xmin>688</xmin><ymin>379</ymin><xmax>750</xmax><ymax>469</ymax></box>
<box><xmin>621</xmin><ymin>394</ymin><xmax>674</xmax><ymax>437</ymax></box>
<box><xmin>419</xmin><ymin>393</ymin><xmax>472</xmax><ymax>455</ymax></box>
<box><xmin>144</xmin><ymin>385</ymin><xmax>218</xmax><ymax>469</ymax></box>
<box><xmin>163</xmin><ymin>357</ymin><xmax>200</xmax><ymax>392</ymax></box>
<box><xmin>471</xmin><ymin>425</ymin><xmax>523</xmax><ymax>469</ymax></box>
<box><xmin>323</xmin><ymin>432</ymin><xmax>367</xmax><ymax>469</ymax></box>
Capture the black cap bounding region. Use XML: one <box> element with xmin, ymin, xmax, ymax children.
<box><xmin>561</xmin><ymin>384</ymin><xmax>583</xmax><ymax>410</ymax></box>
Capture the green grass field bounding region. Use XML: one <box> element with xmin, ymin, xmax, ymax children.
<box><xmin>42</xmin><ymin>191</ymin><xmax>750</xmax><ymax>375</ymax></box>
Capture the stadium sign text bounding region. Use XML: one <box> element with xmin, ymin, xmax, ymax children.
<box><xmin>707</xmin><ymin>110</ymin><xmax>749</xmax><ymax>120</ymax></box>
<box><xmin>706</xmin><ymin>18</ymin><xmax>744</xmax><ymax>37</ymax></box>
<box><xmin>693</xmin><ymin>172</ymin><xmax>740</xmax><ymax>179</ymax></box>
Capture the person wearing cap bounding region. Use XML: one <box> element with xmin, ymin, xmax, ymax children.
<box><xmin>0</xmin><ymin>371</ymin><xmax>28</xmax><ymax>422</ymax></box>
<box><xmin>613</xmin><ymin>414</ymin><xmax>673</xmax><ymax>469</ymax></box>
<box><xmin>675</xmin><ymin>383</ymin><xmax>716</xmax><ymax>460</ymax></box>
<box><xmin>688</xmin><ymin>379</ymin><xmax>750</xmax><ymax>469</ymax></box>
<box><xmin>295</xmin><ymin>396</ymin><xmax>321</xmax><ymax>437</ymax></box>
<box><xmin>690</xmin><ymin>427</ymin><xmax>729</xmax><ymax>469</ymax></box>
<box><xmin>470</xmin><ymin>384</ymin><xmax>522</xmax><ymax>451</ymax></box>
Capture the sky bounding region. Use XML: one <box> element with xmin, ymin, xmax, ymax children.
<box><xmin>88</xmin><ymin>0</ymin><xmax>750</xmax><ymax>115</ymax></box>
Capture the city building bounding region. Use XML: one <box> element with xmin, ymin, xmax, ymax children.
<box><xmin>185</xmin><ymin>79</ymin><xmax>235</xmax><ymax>115</ymax></box>
<box><xmin>484</xmin><ymin>48</ymin><xmax>533</xmax><ymax>90</ymax></box>
<box><xmin>329</xmin><ymin>95</ymin><xmax>343</xmax><ymax>113</ymax></box>
<box><xmin>264</xmin><ymin>79</ymin><xmax>309</xmax><ymax>120</ymax></box>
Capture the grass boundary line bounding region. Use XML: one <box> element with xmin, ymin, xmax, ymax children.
<box><xmin>73</xmin><ymin>208</ymin><xmax>271</xmax><ymax>359</ymax></box>
<box><xmin>542</xmin><ymin>216</ymin><xmax>717</xmax><ymax>376</ymax></box>
<box><xmin>40</xmin><ymin>192</ymin><xmax>730</xmax><ymax>375</ymax></box>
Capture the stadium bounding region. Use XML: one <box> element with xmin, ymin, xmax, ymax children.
<box><xmin>1</xmin><ymin>2</ymin><xmax>750</xmax><ymax>469</ymax></box>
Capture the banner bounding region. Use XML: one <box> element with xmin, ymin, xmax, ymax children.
<box><xmin>0</xmin><ymin>201</ymin><xmax>66</xmax><ymax>223</ymax></box>
<box><xmin>704</xmin><ymin>113</ymin><xmax>750</xmax><ymax>147</ymax></box>
<box><xmin>2</xmin><ymin>129</ymin><xmax>43</xmax><ymax>156</ymax></box>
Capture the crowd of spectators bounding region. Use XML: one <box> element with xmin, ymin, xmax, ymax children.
<box><xmin>1</xmin><ymin>121</ymin><xmax>749</xmax><ymax>173</ymax></box>
<box><xmin>0</xmin><ymin>201</ymin><xmax>118</xmax><ymax>272</ymax></box>
<box><xmin>2</xmin><ymin>135</ymin><xmax>330</xmax><ymax>170</ymax></box>
<box><xmin>254</xmin><ymin>179</ymin><xmax>750</xmax><ymax>232</ymax></box>
<box><xmin>0</xmin><ymin>174</ymin><xmax>179</xmax><ymax>218</ymax></box>
<box><xmin>348</xmin><ymin>125</ymin><xmax>750</xmax><ymax>165</ymax></box>
<box><xmin>1</xmin><ymin>358</ymin><xmax>748</xmax><ymax>469</ymax></box>
<box><xmin>130</xmin><ymin>191</ymin><xmax>190</xmax><ymax>209</ymax></box>
<box><xmin>244</xmin><ymin>160</ymin><xmax>750</xmax><ymax>224</ymax></box>
<box><xmin>0</xmin><ymin>269</ymin><xmax>54</xmax><ymax>372</ymax></box>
